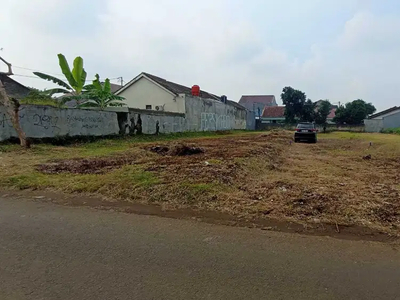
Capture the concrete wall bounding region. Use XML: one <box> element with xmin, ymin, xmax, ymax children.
<box><xmin>363</xmin><ymin>119</ymin><xmax>383</xmax><ymax>132</ymax></box>
<box><xmin>126</xmin><ymin>96</ymin><xmax>247</xmax><ymax>134</ymax></box>
<box><xmin>117</xmin><ymin>77</ymin><xmax>186</xmax><ymax>113</ymax></box>
<box><xmin>246</xmin><ymin>110</ymin><xmax>256</xmax><ymax>130</ymax></box>
<box><xmin>126</xmin><ymin>109</ymin><xmax>185</xmax><ymax>135</ymax></box>
<box><xmin>0</xmin><ymin>105</ymin><xmax>119</xmax><ymax>141</ymax></box>
<box><xmin>0</xmin><ymin>96</ymin><xmax>249</xmax><ymax>141</ymax></box>
<box><xmin>185</xmin><ymin>95</ymin><xmax>246</xmax><ymax>131</ymax></box>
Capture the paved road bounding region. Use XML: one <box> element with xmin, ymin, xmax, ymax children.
<box><xmin>0</xmin><ymin>196</ymin><xmax>399</xmax><ymax>300</ymax></box>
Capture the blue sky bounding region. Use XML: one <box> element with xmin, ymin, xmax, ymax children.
<box><xmin>1</xmin><ymin>0</ymin><xmax>400</xmax><ymax>111</ymax></box>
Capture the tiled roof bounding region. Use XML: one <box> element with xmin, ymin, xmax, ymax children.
<box><xmin>142</xmin><ymin>72</ymin><xmax>220</xmax><ymax>101</ymax></box>
<box><xmin>239</xmin><ymin>95</ymin><xmax>276</xmax><ymax>105</ymax></box>
<box><xmin>109</xmin><ymin>83</ymin><xmax>122</xmax><ymax>93</ymax></box>
<box><xmin>261</xmin><ymin>106</ymin><xmax>285</xmax><ymax>118</ymax></box>
<box><xmin>0</xmin><ymin>73</ymin><xmax>30</xmax><ymax>99</ymax></box>
<box><xmin>369</xmin><ymin>106</ymin><xmax>400</xmax><ymax>119</ymax></box>
<box><xmin>327</xmin><ymin>108</ymin><xmax>336</xmax><ymax>119</ymax></box>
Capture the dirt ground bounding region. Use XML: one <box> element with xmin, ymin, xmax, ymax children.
<box><xmin>1</xmin><ymin>130</ymin><xmax>400</xmax><ymax>238</ymax></box>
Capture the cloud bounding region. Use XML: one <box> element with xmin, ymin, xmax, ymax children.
<box><xmin>0</xmin><ymin>0</ymin><xmax>399</xmax><ymax>110</ymax></box>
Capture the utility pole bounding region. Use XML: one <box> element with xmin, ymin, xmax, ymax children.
<box><xmin>117</xmin><ymin>76</ymin><xmax>124</xmax><ymax>87</ymax></box>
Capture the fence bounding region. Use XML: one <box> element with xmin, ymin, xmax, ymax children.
<box><xmin>0</xmin><ymin>95</ymin><xmax>249</xmax><ymax>141</ymax></box>
<box><xmin>256</xmin><ymin>120</ymin><xmax>365</xmax><ymax>132</ymax></box>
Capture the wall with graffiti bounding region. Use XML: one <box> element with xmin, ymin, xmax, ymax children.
<box><xmin>126</xmin><ymin>96</ymin><xmax>247</xmax><ymax>134</ymax></box>
<box><xmin>0</xmin><ymin>105</ymin><xmax>120</xmax><ymax>141</ymax></box>
<box><xmin>0</xmin><ymin>95</ymin><xmax>249</xmax><ymax>141</ymax></box>
<box><xmin>185</xmin><ymin>95</ymin><xmax>247</xmax><ymax>132</ymax></box>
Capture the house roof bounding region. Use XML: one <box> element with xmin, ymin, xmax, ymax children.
<box><xmin>327</xmin><ymin>108</ymin><xmax>336</xmax><ymax>119</ymax></box>
<box><xmin>143</xmin><ymin>73</ymin><xmax>221</xmax><ymax>101</ymax></box>
<box><xmin>0</xmin><ymin>73</ymin><xmax>31</xmax><ymax>99</ymax></box>
<box><xmin>109</xmin><ymin>83</ymin><xmax>122</xmax><ymax>93</ymax></box>
<box><xmin>368</xmin><ymin>106</ymin><xmax>400</xmax><ymax>119</ymax></box>
<box><xmin>261</xmin><ymin>106</ymin><xmax>285</xmax><ymax>118</ymax></box>
<box><xmin>116</xmin><ymin>72</ymin><xmax>245</xmax><ymax>110</ymax></box>
<box><xmin>239</xmin><ymin>95</ymin><xmax>276</xmax><ymax>105</ymax></box>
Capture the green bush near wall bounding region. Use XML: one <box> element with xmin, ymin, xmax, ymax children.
<box><xmin>382</xmin><ymin>128</ymin><xmax>400</xmax><ymax>134</ymax></box>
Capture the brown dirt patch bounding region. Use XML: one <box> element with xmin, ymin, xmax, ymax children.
<box><xmin>149</xmin><ymin>144</ymin><xmax>204</xmax><ymax>156</ymax></box>
<box><xmin>36</xmin><ymin>156</ymin><xmax>138</xmax><ymax>174</ymax></box>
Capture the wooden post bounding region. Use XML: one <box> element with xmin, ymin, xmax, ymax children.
<box><xmin>0</xmin><ymin>56</ymin><xmax>30</xmax><ymax>148</ymax></box>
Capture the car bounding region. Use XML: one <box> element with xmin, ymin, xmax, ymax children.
<box><xmin>294</xmin><ymin>122</ymin><xmax>317</xmax><ymax>143</ymax></box>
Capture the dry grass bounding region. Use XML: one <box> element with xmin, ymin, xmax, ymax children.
<box><xmin>1</xmin><ymin>130</ymin><xmax>400</xmax><ymax>235</ymax></box>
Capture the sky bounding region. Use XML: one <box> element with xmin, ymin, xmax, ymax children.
<box><xmin>1</xmin><ymin>0</ymin><xmax>399</xmax><ymax>111</ymax></box>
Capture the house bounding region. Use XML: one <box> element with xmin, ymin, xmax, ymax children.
<box><xmin>364</xmin><ymin>106</ymin><xmax>400</xmax><ymax>132</ymax></box>
<box><xmin>0</xmin><ymin>73</ymin><xmax>30</xmax><ymax>99</ymax></box>
<box><xmin>239</xmin><ymin>95</ymin><xmax>278</xmax><ymax>118</ymax></box>
<box><xmin>327</xmin><ymin>108</ymin><xmax>337</xmax><ymax>123</ymax></box>
<box><xmin>260</xmin><ymin>106</ymin><xmax>286</xmax><ymax>123</ymax></box>
<box><xmin>115</xmin><ymin>72</ymin><xmax>244</xmax><ymax>113</ymax></box>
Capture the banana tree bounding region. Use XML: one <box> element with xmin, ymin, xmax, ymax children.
<box><xmin>33</xmin><ymin>54</ymin><xmax>88</xmax><ymax>105</ymax></box>
<box><xmin>79</xmin><ymin>74</ymin><xmax>125</xmax><ymax>110</ymax></box>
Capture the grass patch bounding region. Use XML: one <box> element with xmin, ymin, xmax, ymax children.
<box><xmin>382</xmin><ymin>127</ymin><xmax>400</xmax><ymax>134</ymax></box>
<box><xmin>181</xmin><ymin>182</ymin><xmax>219</xmax><ymax>192</ymax></box>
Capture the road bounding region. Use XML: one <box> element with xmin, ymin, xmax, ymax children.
<box><xmin>0</xmin><ymin>195</ymin><xmax>399</xmax><ymax>300</ymax></box>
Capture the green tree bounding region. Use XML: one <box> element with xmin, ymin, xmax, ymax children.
<box><xmin>314</xmin><ymin>100</ymin><xmax>331</xmax><ymax>125</ymax></box>
<box><xmin>33</xmin><ymin>54</ymin><xmax>88</xmax><ymax>104</ymax></box>
<box><xmin>300</xmin><ymin>99</ymin><xmax>316</xmax><ymax>122</ymax></box>
<box><xmin>79</xmin><ymin>74</ymin><xmax>125</xmax><ymax>110</ymax></box>
<box><xmin>334</xmin><ymin>99</ymin><xmax>376</xmax><ymax>124</ymax></box>
<box><xmin>281</xmin><ymin>86</ymin><xmax>307</xmax><ymax>123</ymax></box>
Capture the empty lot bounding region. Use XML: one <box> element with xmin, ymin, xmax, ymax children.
<box><xmin>1</xmin><ymin>131</ymin><xmax>399</xmax><ymax>238</ymax></box>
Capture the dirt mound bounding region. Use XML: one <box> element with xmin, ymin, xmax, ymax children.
<box><xmin>290</xmin><ymin>191</ymin><xmax>339</xmax><ymax>217</ymax></box>
<box><xmin>149</xmin><ymin>144</ymin><xmax>204</xmax><ymax>156</ymax></box>
<box><xmin>36</xmin><ymin>156</ymin><xmax>137</xmax><ymax>174</ymax></box>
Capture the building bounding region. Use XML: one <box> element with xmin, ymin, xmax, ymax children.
<box><xmin>364</xmin><ymin>106</ymin><xmax>400</xmax><ymax>132</ymax></box>
<box><xmin>326</xmin><ymin>108</ymin><xmax>337</xmax><ymax>124</ymax></box>
<box><xmin>115</xmin><ymin>72</ymin><xmax>244</xmax><ymax>113</ymax></box>
<box><xmin>0</xmin><ymin>73</ymin><xmax>30</xmax><ymax>99</ymax></box>
<box><xmin>260</xmin><ymin>106</ymin><xmax>286</xmax><ymax>123</ymax></box>
<box><xmin>238</xmin><ymin>95</ymin><xmax>277</xmax><ymax>118</ymax></box>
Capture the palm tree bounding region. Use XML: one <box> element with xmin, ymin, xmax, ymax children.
<box><xmin>79</xmin><ymin>74</ymin><xmax>125</xmax><ymax>110</ymax></box>
<box><xmin>33</xmin><ymin>54</ymin><xmax>88</xmax><ymax>105</ymax></box>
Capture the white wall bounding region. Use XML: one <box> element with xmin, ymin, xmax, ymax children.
<box><xmin>117</xmin><ymin>77</ymin><xmax>185</xmax><ymax>113</ymax></box>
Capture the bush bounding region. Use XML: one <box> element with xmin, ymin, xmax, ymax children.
<box><xmin>20</xmin><ymin>89</ymin><xmax>64</xmax><ymax>108</ymax></box>
<box><xmin>382</xmin><ymin>128</ymin><xmax>400</xmax><ymax>134</ymax></box>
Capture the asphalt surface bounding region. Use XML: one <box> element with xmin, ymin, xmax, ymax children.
<box><xmin>0</xmin><ymin>195</ymin><xmax>399</xmax><ymax>300</ymax></box>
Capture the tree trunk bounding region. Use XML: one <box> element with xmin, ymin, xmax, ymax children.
<box><xmin>0</xmin><ymin>80</ymin><xmax>30</xmax><ymax>148</ymax></box>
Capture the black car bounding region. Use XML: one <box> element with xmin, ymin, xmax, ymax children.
<box><xmin>294</xmin><ymin>123</ymin><xmax>317</xmax><ymax>143</ymax></box>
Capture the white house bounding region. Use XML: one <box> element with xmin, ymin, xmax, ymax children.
<box><xmin>115</xmin><ymin>72</ymin><xmax>224</xmax><ymax>114</ymax></box>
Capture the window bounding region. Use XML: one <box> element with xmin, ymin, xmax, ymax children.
<box><xmin>146</xmin><ymin>105</ymin><xmax>152</xmax><ymax>110</ymax></box>
<box><xmin>297</xmin><ymin>123</ymin><xmax>315</xmax><ymax>129</ymax></box>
